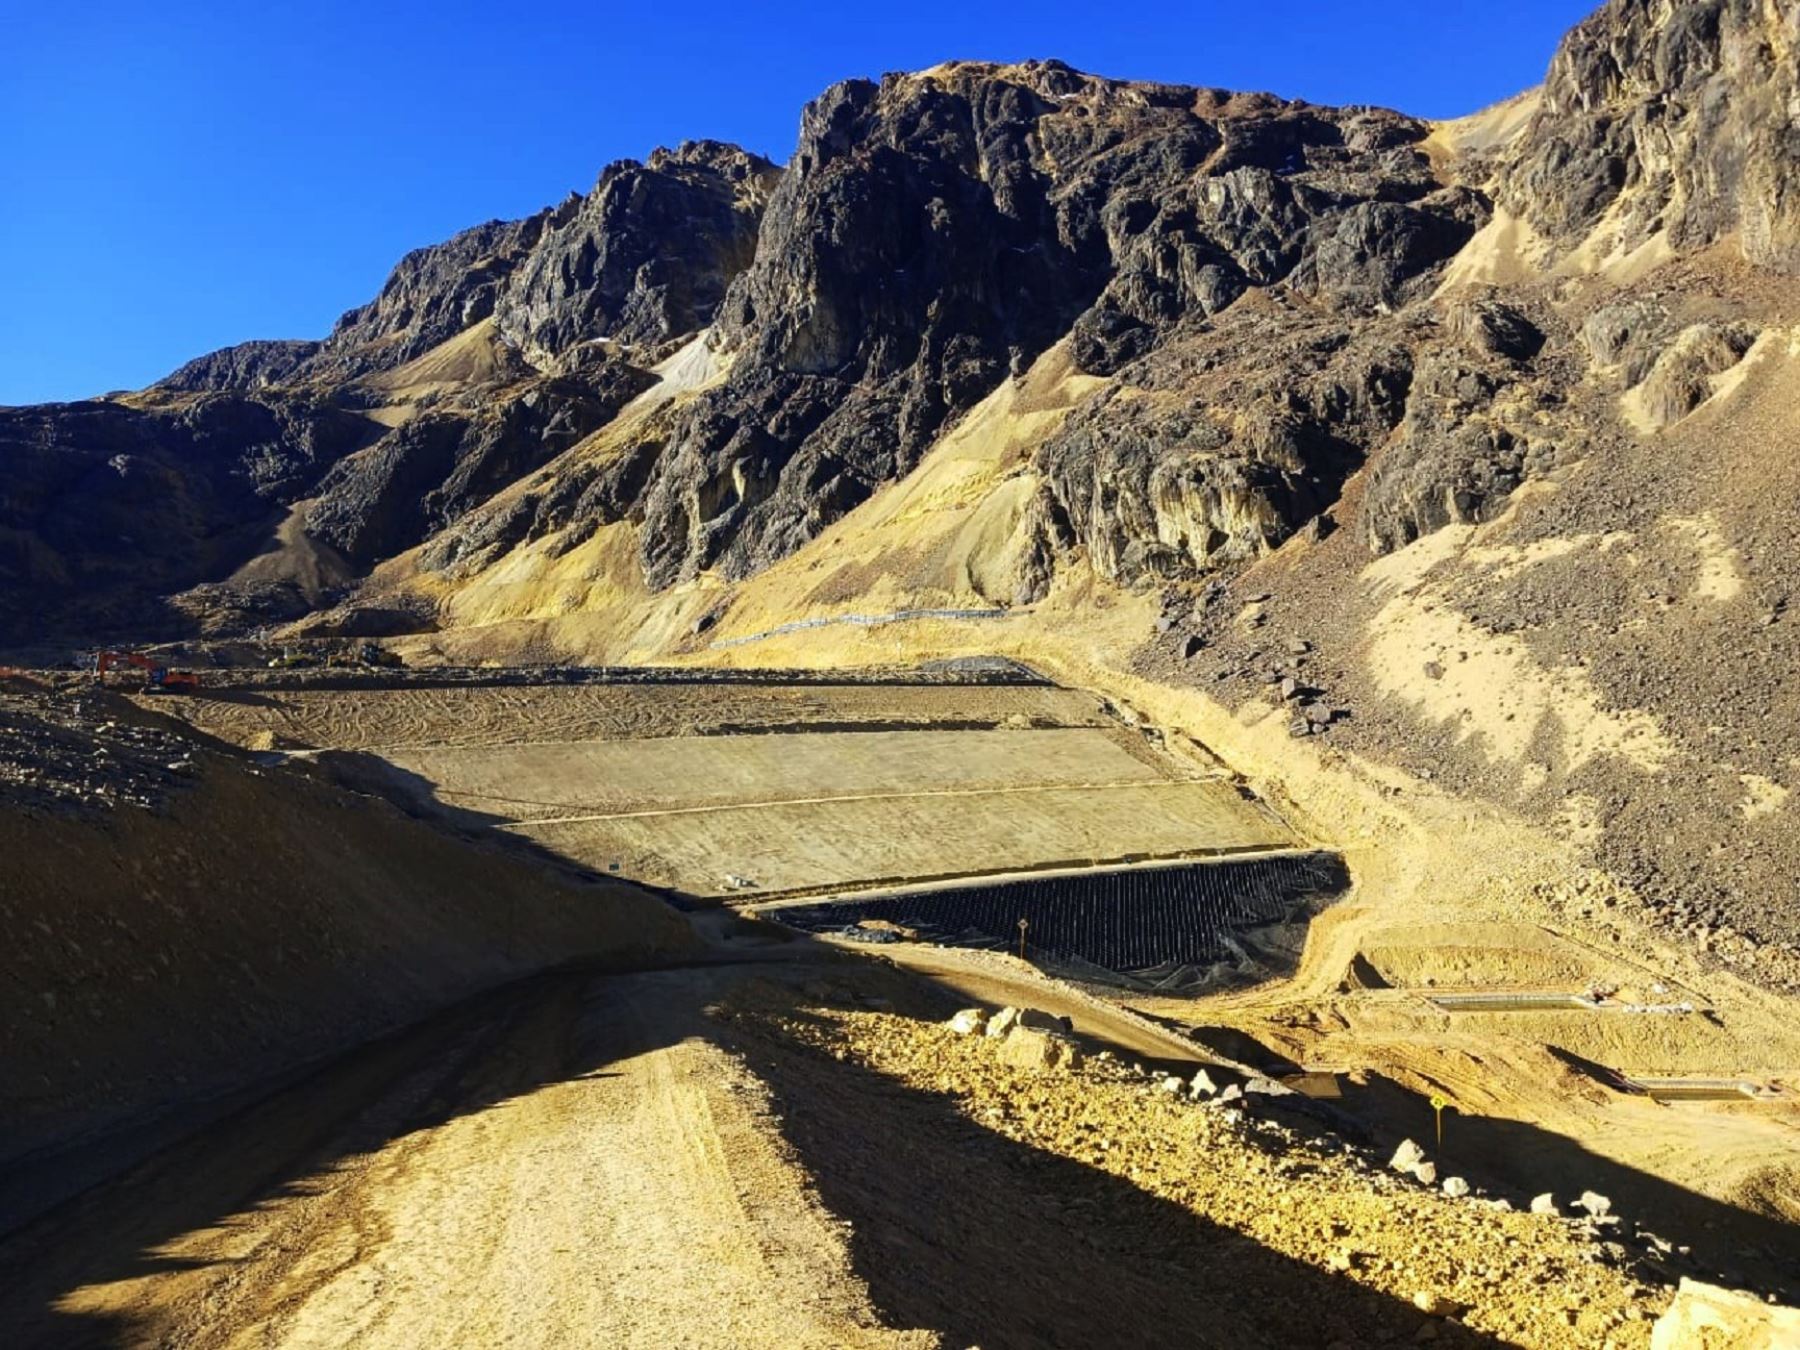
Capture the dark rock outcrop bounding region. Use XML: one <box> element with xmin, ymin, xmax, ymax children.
<box><xmin>162</xmin><ymin>142</ymin><xmax>778</xmax><ymax>395</ymax></box>
<box><xmin>1625</xmin><ymin>320</ymin><xmax>1758</xmax><ymax>429</ymax></box>
<box><xmin>630</xmin><ymin>64</ymin><xmax>1477</xmax><ymax>588</ymax></box>
<box><xmin>160</xmin><ymin>340</ymin><xmax>322</xmax><ymax>392</ymax></box>
<box><xmin>308</xmin><ymin>370</ymin><xmax>651</xmax><ymax>564</ymax></box>
<box><xmin>494</xmin><ymin>141</ymin><xmax>778</xmax><ymax>365</ymax></box>
<box><xmin>6</xmin><ymin>139</ymin><xmax>774</xmax><ymax>642</ymax></box>
<box><xmin>305</xmin><ymin>215</ymin><xmax>557</xmax><ymax>383</ymax></box>
<box><xmin>1032</xmin><ymin>307</ymin><xmax>1418</xmax><ymax>590</ymax></box>
<box><xmin>1501</xmin><ymin>0</ymin><xmax>1800</xmax><ymax>271</ymax></box>
<box><xmin>0</xmin><ymin>394</ymin><xmax>375</xmax><ymax>640</ymax></box>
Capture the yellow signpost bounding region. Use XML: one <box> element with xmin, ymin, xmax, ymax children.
<box><xmin>1430</xmin><ymin>1093</ymin><xmax>1450</xmax><ymax>1150</ymax></box>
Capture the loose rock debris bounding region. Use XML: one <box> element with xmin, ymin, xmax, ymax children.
<box><xmin>728</xmin><ymin>991</ymin><xmax>1693</xmax><ymax>1347</ymax></box>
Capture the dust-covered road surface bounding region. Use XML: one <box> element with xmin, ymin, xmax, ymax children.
<box><xmin>0</xmin><ymin>965</ymin><xmax>926</xmax><ymax>1349</ymax></box>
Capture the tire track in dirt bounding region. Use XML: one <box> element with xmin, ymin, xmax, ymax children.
<box><xmin>0</xmin><ymin>968</ymin><xmax>923</xmax><ymax>1349</ymax></box>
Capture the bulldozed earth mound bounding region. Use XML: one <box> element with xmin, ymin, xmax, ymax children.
<box><xmin>0</xmin><ymin>680</ymin><xmax>694</xmax><ymax>1212</ymax></box>
<box><xmin>2</xmin><ymin>667</ymin><xmax>1796</xmax><ymax>1343</ymax></box>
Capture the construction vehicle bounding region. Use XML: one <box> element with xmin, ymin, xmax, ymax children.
<box><xmin>94</xmin><ymin>650</ymin><xmax>201</xmax><ymax>693</ymax></box>
<box><xmin>358</xmin><ymin>642</ymin><xmax>403</xmax><ymax>669</ymax></box>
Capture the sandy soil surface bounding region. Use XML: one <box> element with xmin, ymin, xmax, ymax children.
<box><xmin>0</xmin><ymin>964</ymin><xmax>917</xmax><ymax>1349</ymax></box>
<box><xmin>583</xmin><ymin>608</ymin><xmax>1800</xmax><ymax>1304</ymax></box>
<box><xmin>521</xmin><ymin>778</ymin><xmax>1287</xmax><ymax>897</ymax></box>
<box><xmin>115</xmin><ymin>651</ymin><xmax>1800</xmax><ymax>1289</ymax></box>
<box><xmin>0</xmin><ymin>682</ymin><xmax>693</xmax><ymax>1187</ymax></box>
<box><xmin>156</xmin><ymin>680</ymin><xmax>1289</xmax><ymax>898</ymax></box>
<box><xmin>376</xmin><ymin>726</ymin><xmax>1177</xmax><ymax>819</ymax></box>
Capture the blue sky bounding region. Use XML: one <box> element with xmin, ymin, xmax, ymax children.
<box><xmin>0</xmin><ymin>0</ymin><xmax>1598</xmax><ymax>405</ymax></box>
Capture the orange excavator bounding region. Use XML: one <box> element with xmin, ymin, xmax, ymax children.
<box><xmin>94</xmin><ymin>650</ymin><xmax>201</xmax><ymax>693</ymax></box>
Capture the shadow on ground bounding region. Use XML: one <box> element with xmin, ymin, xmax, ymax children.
<box><xmin>726</xmin><ymin>1005</ymin><xmax>1500</xmax><ymax>1349</ymax></box>
<box><xmin>1</xmin><ymin>955</ymin><xmax>1506</xmax><ymax>1349</ymax></box>
<box><xmin>1188</xmin><ymin>1022</ymin><xmax>1800</xmax><ymax>1302</ymax></box>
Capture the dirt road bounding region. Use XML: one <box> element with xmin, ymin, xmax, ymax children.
<box><xmin>0</xmin><ymin>965</ymin><xmax>920</xmax><ymax>1349</ymax></box>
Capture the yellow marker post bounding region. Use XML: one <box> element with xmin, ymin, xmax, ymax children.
<box><xmin>1430</xmin><ymin>1093</ymin><xmax>1449</xmax><ymax>1150</ymax></box>
<box><xmin>1017</xmin><ymin>917</ymin><xmax>1030</xmax><ymax>960</ymax></box>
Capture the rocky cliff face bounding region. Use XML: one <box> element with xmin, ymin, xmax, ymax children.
<box><xmin>164</xmin><ymin>140</ymin><xmax>779</xmax><ymax>396</ymax></box>
<box><xmin>306</xmin><ymin>370</ymin><xmax>652</xmax><ymax>565</ymax></box>
<box><xmin>161</xmin><ymin>340</ymin><xmax>322</xmax><ymax>392</ymax></box>
<box><xmin>495</xmin><ymin>141</ymin><xmax>778</xmax><ymax>367</ymax></box>
<box><xmin>630</xmin><ymin>66</ymin><xmax>1483</xmax><ymax>589</ymax></box>
<box><xmin>0</xmin><ymin>392</ymin><xmax>374</xmax><ymax>639</ymax></box>
<box><xmin>1</xmin><ymin>142</ymin><xmax>776</xmax><ymax>643</ymax></box>
<box><xmin>1500</xmin><ymin>0</ymin><xmax>1800</xmax><ymax>270</ymax></box>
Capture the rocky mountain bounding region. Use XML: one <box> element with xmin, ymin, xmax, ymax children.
<box><xmin>0</xmin><ymin>1</ymin><xmax>1758</xmax><ymax>644</ymax></box>
<box><xmin>1500</xmin><ymin>0</ymin><xmax>1800</xmax><ymax>269</ymax></box>
<box><xmin>2</xmin><ymin>140</ymin><xmax>777</xmax><ymax>639</ymax></box>
<box><xmin>1</xmin><ymin>61</ymin><xmax>1498</xmax><ymax>640</ymax></box>
<box><xmin>630</xmin><ymin>72</ymin><xmax>1484</xmax><ymax>590</ymax></box>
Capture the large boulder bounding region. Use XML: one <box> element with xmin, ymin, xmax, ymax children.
<box><xmin>997</xmin><ymin>1025</ymin><xmax>1082</xmax><ymax>1072</ymax></box>
<box><xmin>1650</xmin><ymin>1279</ymin><xmax>1800</xmax><ymax>1350</ymax></box>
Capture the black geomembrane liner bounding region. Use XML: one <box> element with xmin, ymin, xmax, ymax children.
<box><xmin>777</xmin><ymin>852</ymin><xmax>1349</xmax><ymax>970</ymax></box>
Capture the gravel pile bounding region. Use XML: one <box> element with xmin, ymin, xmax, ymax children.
<box><xmin>727</xmin><ymin>991</ymin><xmax>1676</xmax><ymax>1348</ymax></box>
<box><xmin>0</xmin><ymin>688</ymin><xmax>199</xmax><ymax>816</ymax></box>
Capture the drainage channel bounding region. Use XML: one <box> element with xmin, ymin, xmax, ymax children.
<box><xmin>1428</xmin><ymin>992</ymin><xmax>1701</xmax><ymax>1014</ymax></box>
<box><xmin>1622</xmin><ymin>1076</ymin><xmax>1788</xmax><ymax>1102</ymax></box>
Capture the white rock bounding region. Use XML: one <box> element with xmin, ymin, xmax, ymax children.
<box><xmin>1389</xmin><ymin>1138</ymin><xmax>1429</xmax><ymax>1174</ymax></box>
<box><xmin>1189</xmin><ymin>1069</ymin><xmax>1218</xmax><ymax>1097</ymax></box>
<box><xmin>1575</xmin><ymin>1189</ymin><xmax>1613</xmax><ymax>1218</ymax></box>
<box><xmin>946</xmin><ymin>1008</ymin><xmax>987</xmax><ymax>1036</ymax></box>
<box><xmin>985</xmin><ymin>1006</ymin><xmax>1021</xmax><ymax>1038</ymax></box>
<box><xmin>1160</xmin><ymin>1075</ymin><xmax>1185</xmax><ymax>1094</ymax></box>
<box><xmin>1530</xmin><ymin>1193</ymin><xmax>1559</xmax><ymax>1216</ymax></box>
<box><xmin>1651</xmin><ymin>1278</ymin><xmax>1800</xmax><ymax>1350</ymax></box>
<box><xmin>1442</xmin><ymin>1176</ymin><xmax>1470</xmax><ymax>1198</ymax></box>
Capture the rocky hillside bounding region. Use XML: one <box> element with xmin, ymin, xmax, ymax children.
<box><xmin>1</xmin><ymin>1</ymin><xmax>1777</xmax><ymax>643</ymax></box>
<box><xmin>0</xmin><ymin>141</ymin><xmax>777</xmax><ymax>640</ymax></box>
<box><xmin>1499</xmin><ymin>0</ymin><xmax>1800</xmax><ymax>270</ymax></box>
<box><xmin>17</xmin><ymin>0</ymin><xmax>1792</xmax><ymax>650</ymax></box>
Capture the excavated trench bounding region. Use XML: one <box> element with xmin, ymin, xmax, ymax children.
<box><xmin>771</xmin><ymin>852</ymin><xmax>1349</xmax><ymax>975</ymax></box>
